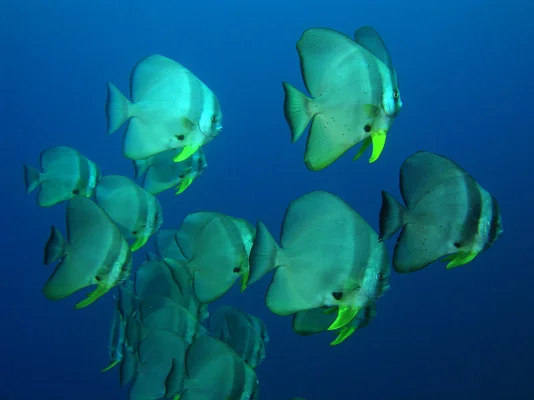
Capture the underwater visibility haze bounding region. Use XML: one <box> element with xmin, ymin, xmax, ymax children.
<box><xmin>2</xmin><ymin>0</ymin><xmax>534</xmax><ymax>399</ymax></box>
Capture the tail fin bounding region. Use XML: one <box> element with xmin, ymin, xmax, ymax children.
<box><xmin>38</xmin><ymin>146</ymin><xmax>79</xmax><ymax>207</ymax></box>
<box><xmin>247</xmin><ymin>220</ymin><xmax>280</xmax><ymax>286</ymax></box>
<box><xmin>23</xmin><ymin>164</ymin><xmax>42</xmax><ymax>194</ymax></box>
<box><xmin>106</xmin><ymin>82</ymin><xmax>131</xmax><ymax>135</ymax></box>
<box><xmin>282</xmin><ymin>82</ymin><xmax>313</xmax><ymax>143</ymax></box>
<box><xmin>43</xmin><ymin>226</ymin><xmax>66</xmax><ymax>265</ymax></box>
<box><xmin>378</xmin><ymin>190</ymin><xmax>406</xmax><ymax>241</ymax></box>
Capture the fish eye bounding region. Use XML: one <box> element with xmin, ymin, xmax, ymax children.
<box><xmin>210</xmin><ymin>115</ymin><xmax>217</xmax><ymax>123</ymax></box>
<box><xmin>377</xmin><ymin>272</ymin><xmax>384</xmax><ymax>281</ymax></box>
<box><xmin>331</xmin><ymin>291</ymin><xmax>343</xmax><ymax>300</ymax></box>
<box><xmin>393</xmin><ymin>91</ymin><xmax>399</xmax><ymax>100</ymax></box>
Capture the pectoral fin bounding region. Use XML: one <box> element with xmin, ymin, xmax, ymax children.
<box><xmin>353</xmin><ymin>137</ymin><xmax>372</xmax><ymax>161</ymax></box>
<box><xmin>181</xmin><ymin>117</ymin><xmax>195</xmax><ymax>131</ymax></box>
<box><xmin>322</xmin><ymin>306</ymin><xmax>338</xmax><ymax>315</ymax></box>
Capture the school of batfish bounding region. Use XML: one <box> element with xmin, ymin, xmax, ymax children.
<box><xmin>23</xmin><ymin>26</ymin><xmax>503</xmax><ymax>400</ymax></box>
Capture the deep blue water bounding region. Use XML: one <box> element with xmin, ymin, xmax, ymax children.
<box><xmin>2</xmin><ymin>1</ymin><xmax>534</xmax><ymax>399</ymax></box>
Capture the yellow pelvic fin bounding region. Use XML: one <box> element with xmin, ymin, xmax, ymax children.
<box><xmin>330</xmin><ymin>326</ymin><xmax>357</xmax><ymax>346</ymax></box>
<box><xmin>101</xmin><ymin>359</ymin><xmax>120</xmax><ymax>372</ymax></box>
<box><xmin>75</xmin><ymin>284</ymin><xmax>109</xmax><ymax>309</ymax></box>
<box><xmin>445</xmin><ymin>251</ymin><xmax>478</xmax><ymax>269</ymax></box>
<box><xmin>240</xmin><ymin>269</ymin><xmax>250</xmax><ymax>292</ymax></box>
<box><xmin>369</xmin><ymin>130</ymin><xmax>387</xmax><ymax>163</ymax></box>
<box><xmin>173</xmin><ymin>145</ymin><xmax>199</xmax><ymax>163</ymax></box>
<box><xmin>131</xmin><ymin>236</ymin><xmax>148</xmax><ymax>252</ymax></box>
<box><xmin>175</xmin><ymin>176</ymin><xmax>194</xmax><ymax>195</ymax></box>
<box><xmin>327</xmin><ymin>306</ymin><xmax>359</xmax><ymax>331</ymax></box>
<box><xmin>353</xmin><ymin>137</ymin><xmax>372</xmax><ymax>161</ymax></box>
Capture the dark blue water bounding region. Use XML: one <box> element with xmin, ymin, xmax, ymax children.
<box><xmin>2</xmin><ymin>1</ymin><xmax>533</xmax><ymax>399</ymax></box>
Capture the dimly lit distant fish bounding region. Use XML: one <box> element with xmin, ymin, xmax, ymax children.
<box><xmin>128</xmin><ymin>329</ymin><xmax>187</xmax><ymax>400</ymax></box>
<box><xmin>163</xmin><ymin>258</ymin><xmax>209</xmax><ymax>322</ymax></box>
<box><xmin>94</xmin><ymin>175</ymin><xmax>163</xmax><ymax>252</ymax></box>
<box><xmin>154</xmin><ymin>229</ymin><xmax>186</xmax><ymax>261</ymax></box>
<box><xmin>182</xmin><ymin>337</ymin><xmax>259</xmax><ymax>399</ymax></box>
<box><xmin>282</xmin><ymin>26</ymin><xmax>402</xmax><ymax>170</ymax></box>
<box><xmin>134</xmin><ymin>259</ymin><xmax>207</xmax><ymax>322</ymax></box>
<box><xmin>248</xmin><ymin>191</ymin><xmax>390</xmax><ymax>331</ymax></box>
<box><xmin>119</xmin><ymin>315</ymin><xmax>142</xmax><ymax>388</ymax></box>
<box><xmin>174</xmin><ymin>212</ymin><xmax>255</xmax><ymax>303</ymax></box>
<box><xmin>102</xmin><ymin>282</ymin><xmax>138</xmax><ymax>372</ymax></box>
<box><xmin>134</xmin><ymin>261</ymin><xmax>185</xmax><ymax>306</ymax></box>
<box><xmin>138</xmin><ymin>294</ymin><xmax>207</xmax><ymax>344</ymax></box>
<box><xmin>106</xmin><ymin>54</ymin><xmax>223</xmax><ymax>162</ymax></box>
<box><xmin>209</xmin><ymin>306</ymin><xmax>268</xmax><ymax>368</ymax></box>
<box><xmin>134</xmin><ymin>147</ymin><xmax>208</xmax><ymax>195</ymax></box>
<box><xmin>23</xmin><ymin>145</ymin><xmax>100</xmax><ymax>207</ymax></box>
<box><xmin>42</xmin><ymin>196</ymin><xmax>132</xmax><ymax>309</ymax></box>
<box><xmin>102</xmin><ymin>295</ymin><xmax>124</xmax><ymax>372</ymax></box>
<box><xmin>379</xmin><ymin>150</ymin><xmax>503</xmax><ymax>272</ymax></box>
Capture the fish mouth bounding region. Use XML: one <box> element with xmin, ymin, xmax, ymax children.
<box><xmin>361</xmin><ymin>287</ymin><xmax>375</xmax><ymax>300</ymax></box>
<box><xmin>384</xmin><ymin>107</ymin><xmax>401</xmax><ymax>119</ymax></box>
<box><xmin>200</xmin><ymin>124</ymin><xmax>223</xmax><ymax>138</ymax></box>
<box><xmin>362</xmin><ymin>285</ymin><xmax>381</xmax><ymax>300</ymax></box>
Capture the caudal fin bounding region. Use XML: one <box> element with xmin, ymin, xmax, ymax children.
<box><xmin>23</xmin><ymin>164</ymin><xmax>42</xmax><ymax>194</ymax></box>
<box><xmin>247</xmin><ymin>220</ymin><xmax>280</xmax><ymax>286</ymax></box>
<box><xmin>106</xmin><ymin>82</ymin><xmax>131</xmax><ymax>135</ymax></box>
<box><xmin>378</xmin><ymin>190</ymin><xmax>406</xmax><ymax>241</ymax></box>
<box><xmin>43</xmin><ymin>226</ymin><xmax>66</xmax><ymax>265</ymax></box>
<box><xmin>38</xmin><ymin>146</ymin><xmax>79</xmax><ymax>207</ymax></box>
<box><xmin>282</xmin><ymin>82</ymin><xmax>313</xmax><ymax>143</ymax></box>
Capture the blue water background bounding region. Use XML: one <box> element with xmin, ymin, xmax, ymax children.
<box><xmin>2</xmin><ymin>0</ymin><xmax>533</xmax><ymax>399</ymax></box>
